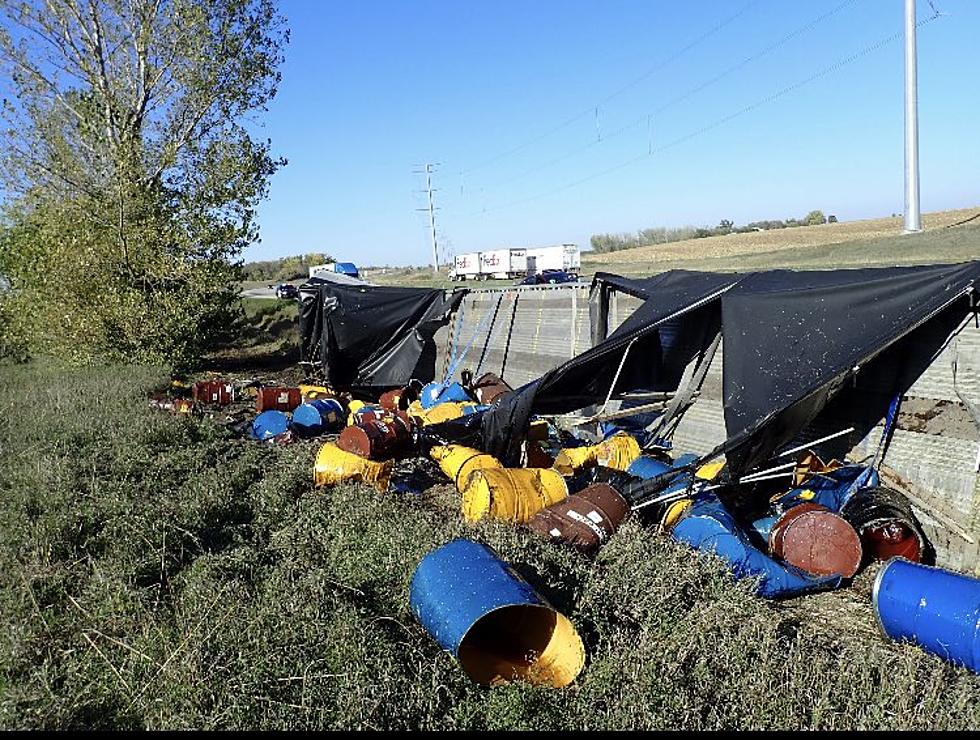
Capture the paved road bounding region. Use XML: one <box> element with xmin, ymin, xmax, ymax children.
<box><xmin>242</xmin><ymin>285</ymin><xmax>279</xmax><ymax>299</ymax></box>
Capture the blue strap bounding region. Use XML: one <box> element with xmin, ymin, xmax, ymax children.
<box><xmin>443</xmin><ymin>297</ymin><xmax>498</xmax><ymax>385</ymax></box>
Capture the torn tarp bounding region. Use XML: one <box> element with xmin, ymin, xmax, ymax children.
<box><xmin>476</xmin><ymin>270</ymin><xmax>743</xmax><ymax>465</ymax></box>
<box><xmin>299</xmin><ymin>279</ymin><xmax>465</xmax><ymax>388</ymax></box>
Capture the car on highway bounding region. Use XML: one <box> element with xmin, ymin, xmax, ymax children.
<box><xmin>275</xmin><ymin>283</ymin><xmax>299</xmax><ymax>300</ymax></box>
<box><xmin>516</xmin><ymin>269</ymin><xmax>580</xmax><ymax>286</ymax></box>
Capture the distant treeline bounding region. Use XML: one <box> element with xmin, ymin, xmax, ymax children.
<box><xmin>241</xmin><ymin>253</ymin><xmax>334</xmax><ymax>283</ymax></box>
<box><xmin>590</xmin><ymin>210</ymin><xmax>836</xmax><ymax>254</ymax></box>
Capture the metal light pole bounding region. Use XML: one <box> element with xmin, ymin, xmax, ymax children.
<box><xmin>904</xmin><ymin>0</ymin><xmax>923</xmax><ymax>233</ymax></box>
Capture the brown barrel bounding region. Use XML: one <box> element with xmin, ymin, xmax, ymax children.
<box><xmin>528</xmin><ymin>483</ymin><xmax>630</xmax><ymax>553</ymax></box>
<box><xmin>192</xmin><ymin>380</ymin><xmax>234</xmax><ymax>406</ymax></box>
<box><xmin>379</xmin><ymin>388</ymin><xmax>405</xmax><ymax>411</ymax></box>
<box><xmin>770</xmin><ymin>503</ymin><xmax>862</xmax><ymax>578</ymax></box>
<box><xmin>840</xmin><ymin>486</ymin><xmax>928</xmax><ymax>564</ymax></box>
<box><xmin>336</xmin><ymin>412</ymin><xmax>413</xmax><ymax>460</ymax></box>
<box><xmin>472</xmin><ymin>372</ymin><xmax>512</xmax><ymax>405</ymax></box>
<box><xmin>525</xmin><ymin>440</ymin><xmax>555</xmax><ymax>469</ymax></box>
<box><xmin>256</xmin><ymin>386</ymin><xmax>302</xmax><ymax>412</ymax></box>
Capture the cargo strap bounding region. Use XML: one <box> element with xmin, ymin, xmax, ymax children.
<box><xmin>443</xmin><ymin>295</ymin><xmax>501</xmax><ymax>385</ymax></box>
<box><xmin>645</xmin><ymin>329</ymin><xmax>722</xmax><ymax>447</ymax></box>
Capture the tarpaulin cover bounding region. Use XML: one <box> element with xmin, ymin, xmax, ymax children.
<box><xmin>478</xmin><ymin>270</ymin><xmax>741</xmax><ymax>464</ymax></box>
<box><xmin>476</xmin><ymin>261</ymin><xmax>980</xmax><ymax>474</ymax></box>
<box><xmin>718</xmin><ymin>262</ymin><xmax>980</xmax><ymax>474</ymax></box>
<box><xmin>299</xmin><ymin>278</ymin><xmax>465</xmax><ymax>388</ymax></box>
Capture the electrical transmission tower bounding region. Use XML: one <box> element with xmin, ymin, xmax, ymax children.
<box><xmin>414</xmin><ymin>163</ymin><xmax>441</xmax><ymax>275</ymax></box>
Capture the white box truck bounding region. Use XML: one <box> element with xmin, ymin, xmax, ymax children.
<box><xmin>480</xmin><ymin>248</ymin><xmax>526</xmax><ymax>279</ymax></box>
<box><xmin>525</xmin><ymin>244</ymin><xmax>580</xmax><ymax>274</ymax></box>
<box><xmin>449</xmin><ymin>252</ymin><xmax>482</xmax><ymax>281</ymax></box>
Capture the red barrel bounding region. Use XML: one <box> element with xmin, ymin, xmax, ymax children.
<box><xmin>528</xmin><ymin>483</ymin><xmax>630</xmax><ymax>553</ymax></box>
<box><xmin>337</xmin><ymin>411</ymin><xmax>413</xmax><ymax>460</ymax></box>
<box><xmin>192</xmin><ymin>380</ymin><xmax>234</xmax><ymax>406</ymax></box>
<box><xmin>256</xmin><ymin>386</ymin><xmax>302</xmax><ymax>412</ymax></box>
<box><xmin>379</xmin><ymin>388</ymin><xmax>405</xmax><ymax>412</ymax></box>
<box><xmin>472</xmin><ymin>372</ymin><xmax>512</xmax><ymax>405</ymax></box>
<box><xmin>770</xmin><ymin>503</ymin><xmax>862</xmax><ymax>578</ymax></box>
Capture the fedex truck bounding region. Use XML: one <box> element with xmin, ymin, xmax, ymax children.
<box><xmin>448</xmin><ymin>245</ymin><xmax>577</xmax><ymax>281</ymax></box>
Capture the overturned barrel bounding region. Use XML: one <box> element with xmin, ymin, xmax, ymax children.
<box><xmin>420</xmin><ymin>381</ymin><xmax>472</xmax><ymax>409</ymax></box>
<box><xmin>430</xmin><ymin>445</ymin><xmax>503</xmax><ymax>492</ymax></box>
<box><xmin>337</xmin><ymin>412</ymin><xmax>413</xmax><ymax>460</ymax></box>
<box><xmin>462</xmin><ymin>468</ymin><xmax>568</xmax><ymax>524</ymax></box>
<box><xmin>251</xmin><ymin>410</ymin><xmax>290</xmax><ymax>440</ymax></box>
<box><xmin>410</xmin><ymin>539</ymin><xmax>585</xmax><ymax>687</ymax></box>
<box><xmin>528</xmin><ymin>483</ymin><xmax>630</xmax><ymax>553</ymax></box>
<box><xmin>553</xmin><ymin>433</ymin><xmax>641</xmax><ymax>475</ymax></box>
<box><xmin>256</xmin><ymin>386</ymin><xmax>302</xmax><ymax>412</ymax></box>
<box><xmin>874</xmin><ymin>558</ymin><xmax>980</xmax><ymax>673</ymax></box>
<box><xmin>313</xmin><ymin>442</ymin><xmax>393</xmax><ymax>492</ymax></box>
<box><xmin>841</xmin><ymin>486</ymin><xmax>929</xmax><ymax>564</ymax></box>
<box><xmin>769</xmin><ymin>503</ymin><xmax>862</xmax><ymax>578</ymax></box>
<box><xmin>291</xmin><ymin>399</ymin><xmax>345</xmax><ymax>437</ymax></box>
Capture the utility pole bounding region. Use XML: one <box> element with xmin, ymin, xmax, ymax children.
<box><xmin>414</xmin><ymin>163</ymin><xmax>441</xmax><ymax>275</ymax></box>
<box><xmin>904</xmin><ymin>0</ymin><xmax>922</xmax><ymax>233</ymax></box>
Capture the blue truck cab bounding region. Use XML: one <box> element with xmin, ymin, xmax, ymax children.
<box><xmin>333</xmin><ymin>262</ymin><xmax>359</xmax><ymax>278</ymax></box>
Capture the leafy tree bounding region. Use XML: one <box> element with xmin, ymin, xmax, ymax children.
<box><xmin>0</xmin><ymin>0</ymin><xmax>287</xmax><ymax>368</ymax></box>
<box><xmin>804</xmin><ymin>210</ymin><xmax>827</xmax><ymax>226</ymax></box>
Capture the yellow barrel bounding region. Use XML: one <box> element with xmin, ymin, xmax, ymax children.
<box><xmin>660</xmin><ymin>498</ymin><xmax>693</xmax><ymax>533</ymax></box>
<box><xmin>553</xmin><ymin>433</ymin><xmax>640</xmax><ymax>474</ymax></box>
<box><xmin>430</xmin><ymin>445</ymin><xmax>503</xmax><ymax>492</ymax></box>
<box><xmin>409</xmin><ymin>400</ymin><xmax>480</xmax><ymax>426</ymax></box>
<box><xmin>346</xmin><ymin>399</ymin><xmax>367</xmax><ymax>426</ymax></box>
<box><xmin>695</xmin><ymin>460</ymin><xmax>726</xmax><ymax>481</ymax></box>
<box><xmin>313</xmin><ymin>442</ymin><xmax>393</xmax><ymax>492</ymax></box>
<box><xmin>462</xmin><ymin>468</ymin><xmax>568</xmax><ymax>524</ymax></box>
<box><xmin>300</xmin><ymin>383</ymin><xmax>333</xmax><ymax>400</ymax></box>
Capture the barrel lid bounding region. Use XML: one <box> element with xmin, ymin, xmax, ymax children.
<box><xmin>777</xmin><ymin>509</ymin><xmax>862</xmax><ymax>578</ymax></box>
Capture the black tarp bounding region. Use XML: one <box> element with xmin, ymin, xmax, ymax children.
<box><xmin>475</xmin><ymin>262</ymin><xmax>980</xmax><ymax>476</ymax></box>
<box><xmin>299</xmin><ymin>278</ymin><xmax>465</xmax><ymax>388</ymax></box>
<box><xmin>477</xmin><ymin>270</ymin><xmax>743</xmax><ymax>464</ymax></box>
<box><xmin>716</xmin><ymin>262</ymin><xmax>980</xmax><ymax>475</ymax></box>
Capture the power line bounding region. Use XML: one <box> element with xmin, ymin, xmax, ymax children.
<box><xmin>462</xmin><ymin>11</ymin><xmax>944</xmax><ymax>219</ymax></box>
<box><xmin>474</xmin><ymin>0</ymin><xmax>861</xmax><ymax>195</ymax></box>
<box><xmin>459</xmin><ymin>1</ymin><xmax>760</xmax><ymax>176</ymax></box>
<box><xmin>413</xmin><ymin>164</ymin><xmax>441</xmax><ymax>275</ymax></box>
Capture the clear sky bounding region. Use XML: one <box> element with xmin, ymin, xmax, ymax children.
<box><xmin>248</xmin><ymin>0</ymin><xmax>980</xmax><ymax>265</ymax></box>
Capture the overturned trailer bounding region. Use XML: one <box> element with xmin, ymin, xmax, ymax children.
<box><xmin>427</xmin><ymin>264</ymin><xmax>980</xmax><ymax>573</ymax></box>
<box><xmin>298</xmin><ymin>264</ymin><xmax>980</xmax><ymax>572</ymax></box>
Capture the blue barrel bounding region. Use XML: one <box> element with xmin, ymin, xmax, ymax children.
<box><xmin>409</xmin><ymin>539</ymin><xmax>584</xmax><ymax>687</ymax></box>
<box><xmin>420</xmin><ymin>382</ymin><xmax>471</xmax><ymax>409</ymax></box>
<box><xmin>251</xmin><ymin>410</ymin><xmax>289</xmax><ymax>440</ymax></box>
<box><xmin>874</xmin><ymin>558</ymin><xmax>980</xmax><ymax>673</ymax></box>
<box><xmin>291</xmin><ymin>399</ymin><xmax>344</xmax><ymax>436</ymax></box>
<box><xmin>626</xmin><ymin>455</ymin><xmax>672</xmax><ymax>480</ymax></box>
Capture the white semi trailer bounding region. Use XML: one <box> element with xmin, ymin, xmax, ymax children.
<box><xmin>448</xmin><ymin>244</ymin><xmax>579</xmax><ymax>281</ymax></box>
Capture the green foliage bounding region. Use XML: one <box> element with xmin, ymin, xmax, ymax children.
<box><xmin>241</xmin><ymin>253</ymin><xmax>335</xmax><ymax>283</ymax></box>
<box><xmin>590</xmin><ymin>209</ymin><xmax>833</xmax><ymax>254</ymax></box>
<box><xmin>0</xmin><ymin>0</ymin><xmax>288</xmax><ymax>369</ymax></box>
<box><xmin>1</xmin><ymin>362</ymin><xmax>978</xmax><ymax>729</ymax></box>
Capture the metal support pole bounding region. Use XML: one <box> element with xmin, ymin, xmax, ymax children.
<box><xmin>904</xmin><ymin>0</ymin><xmax>923</xmax><ymax>234</ymax></box>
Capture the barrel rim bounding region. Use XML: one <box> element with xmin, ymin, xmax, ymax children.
<box><xmin>872</xmin><ymin>556</ymin><xmax>902</xmax><ymax>638</ymax></box>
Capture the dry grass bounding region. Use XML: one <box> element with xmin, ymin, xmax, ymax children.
<box><xmin>586</xmin><ymin>206</ymin><xmax>980</xmax><ymax>268</ymax></box>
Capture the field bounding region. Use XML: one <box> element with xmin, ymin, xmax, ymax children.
<box><xmin>370</xmin><ymin>206</ymin><xmax>980</xmax><ymax>289</ymax></box>
<box><xmin>2</xmin><ymin>298</ymin><xmax>980</xmax><ymax>729</ymax></box>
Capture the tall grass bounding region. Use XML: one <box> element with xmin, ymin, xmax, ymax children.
<box><xmin>1</xmin><ymin>362</ymin><xmax>978</xmax><ymax>729</ymax></box>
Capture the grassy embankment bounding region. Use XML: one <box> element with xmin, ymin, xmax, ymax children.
<box><xmin>2</xmin><ymin>313</ymin><xmax>979</xmax><ymax>728</ymax></box>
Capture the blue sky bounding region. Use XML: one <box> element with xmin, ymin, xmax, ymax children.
<box><xmin>248</xmin><ymin>0</ymin><xmax>980</xmax><ymax>265</ymax></box>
